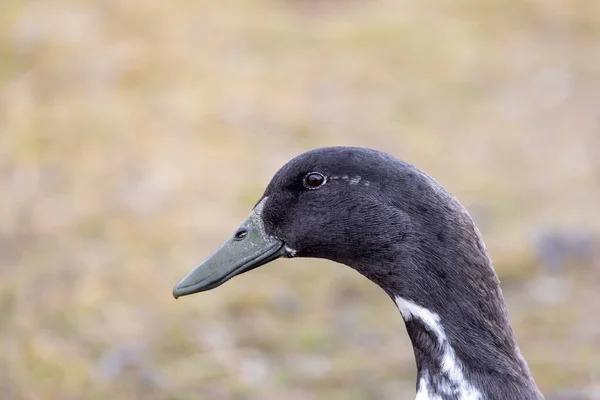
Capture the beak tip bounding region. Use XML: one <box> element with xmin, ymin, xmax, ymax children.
<box><xmin>172</xmin><ymin>286</ymin><xmax>182</xmax><ymax>299</ymax></box>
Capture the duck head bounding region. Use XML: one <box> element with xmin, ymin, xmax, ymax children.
<box><xmin>173</xmin><ymin>146</ymin><xmax>488</xmax><ymax>300</ymax></box>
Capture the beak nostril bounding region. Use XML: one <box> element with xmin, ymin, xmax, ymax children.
<box><xmin>234</xmin><ymin>229</ymin><xmax>248</xmax><ymax>240</ymax></box>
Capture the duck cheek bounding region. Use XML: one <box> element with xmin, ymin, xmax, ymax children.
<box><xmin>292</xmin><ymin>235</ymin><xmax>348</xmax><ymax>261</ymax></box>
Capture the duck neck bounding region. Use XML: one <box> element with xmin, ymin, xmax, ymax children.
<box><xmin>386</xmin><ymin>278</ymin><xmax>544</xmax><ymax>400</ymax></box>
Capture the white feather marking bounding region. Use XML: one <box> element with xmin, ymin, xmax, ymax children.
<box><xmin>348</xmin><ymin>176</ymin><xmax>361</xmax><ymax>184</ymax></box>
<box><xmin>285</xmin><ymin>245</ymin><xmax>298</xmax><ymax>257</ymax></box>
<box><xmin>416</xmin><ymin>375</ymin><xmax>442</xmax><ymax>400</ymax></box>
<box><xmin>395</xmin><ymin>296</ymin><xmax>481</xmax><ymax>400</ymax></box>
<box><xmin>328</xmin><ymin>175</ymin><xmax>371</xmax><ymax>187</ymax></box>
<box><xmin>251</xmin><ymin>197</ymin><xmax>270</xmax><ymax>238</ymax></box>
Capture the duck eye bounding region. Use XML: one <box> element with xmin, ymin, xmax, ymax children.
<box><xmin>304</xmin><ymin>172</ymin><xmax>326</xmax><ymax>189</ymax></box>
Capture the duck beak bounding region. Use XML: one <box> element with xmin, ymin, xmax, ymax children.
<box><xmin>173</xmin><ymin>198</ymin><xmax>285</xmax><ymax>298</ymax></box>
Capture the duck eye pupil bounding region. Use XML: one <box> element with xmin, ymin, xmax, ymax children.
<box><xmin>305</xmin><ymin>173</ymin><xmax>325</xmax><ymax>188</ymax></box>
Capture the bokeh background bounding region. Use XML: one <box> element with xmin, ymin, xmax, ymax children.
<box><xmin>1</xmin><ymin>0</ymin><xmax>600</xmax><ymax>399</ymax></box>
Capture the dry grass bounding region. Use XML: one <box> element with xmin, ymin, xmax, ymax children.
<box><xmin>1</xmin><ymin>0</ymin><xmax>600</xmax><ymax>399</ymax></box>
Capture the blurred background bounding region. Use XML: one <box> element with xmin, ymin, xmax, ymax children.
<box><xmin>1</xmin><ymin>0</ymin><xmax>600</xmax><ymax>399</ymax></box>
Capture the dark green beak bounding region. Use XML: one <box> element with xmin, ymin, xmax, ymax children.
<box><xmin>173</xmin><ymin>198</ymin><xmax>285</xmax><ymax>298</ymax></box>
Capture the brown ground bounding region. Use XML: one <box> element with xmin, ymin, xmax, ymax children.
<box><xmin>1</xmin><ymin>0</ymin><xmax>600</xmax><ymax>399</ymax></box>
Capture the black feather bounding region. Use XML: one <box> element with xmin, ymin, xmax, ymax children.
<box><xmin>258</xmin><ymin>146</ymin><xmax>543</xmax><ymax>399</ymax></box>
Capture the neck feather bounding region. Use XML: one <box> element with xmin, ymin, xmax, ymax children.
<box><xmin>393</xmin><ymin>295</ymin><xmax>544</xmax><ymax>400</ymax></box>
<box><xmin>338</xmin><ymin>175</ymin><xmax>545</xmax><ymax>398</ymax></box>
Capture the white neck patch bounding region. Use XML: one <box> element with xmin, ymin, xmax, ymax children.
<box><xmin>395</xmin><ymin>296</ymin><xmax>481</xmax><ymax>400</ymax></box>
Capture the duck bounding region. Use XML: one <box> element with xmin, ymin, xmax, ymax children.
<box><xmin>173</xmin><ymin>146</ymin><xmax>544</xmax><ymax>400</ymax></box>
